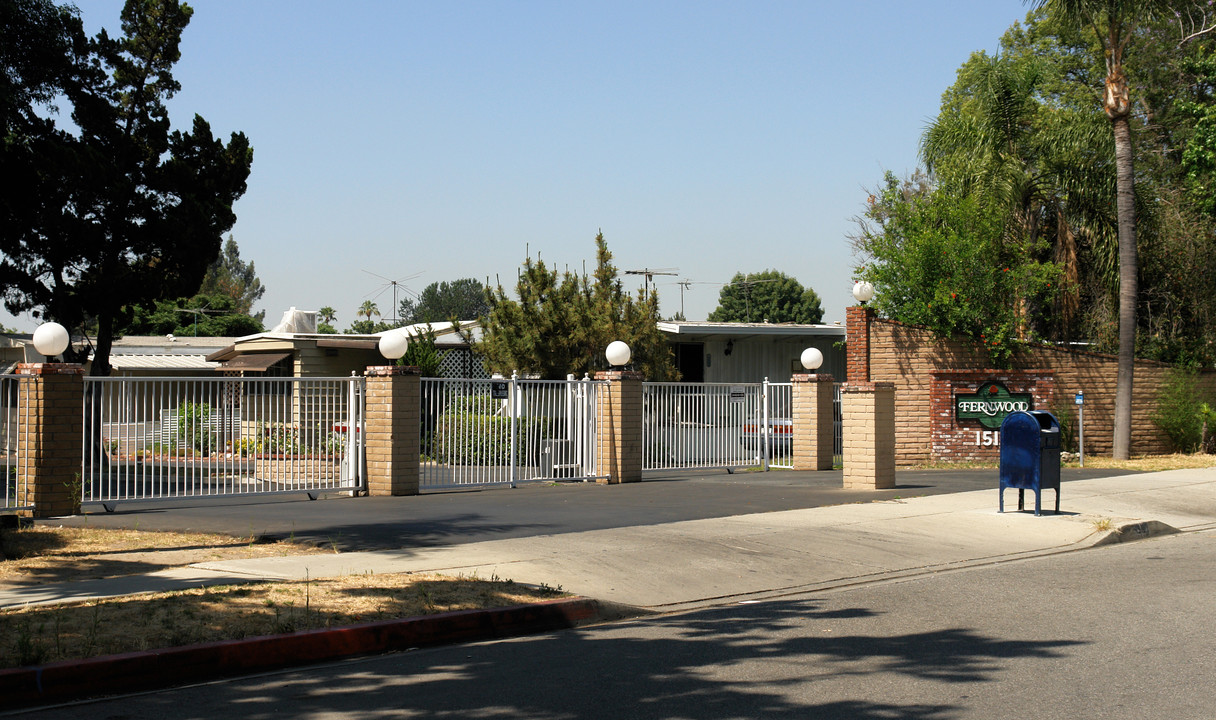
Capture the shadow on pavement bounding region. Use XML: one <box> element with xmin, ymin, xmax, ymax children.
<box><xmin>96</xmin><ymin>596</ymin><xmax>1086</xmax><ymax>719</ymax></box>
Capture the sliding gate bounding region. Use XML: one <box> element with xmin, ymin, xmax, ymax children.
<box><xmin>82</xmin><ymin>376</ymin><xmax>365</xmax><ymax>508</ymax></box>
<box><xmin>421</xmin><ymin>376</ymin><xmax>604</xmax><ymax>489</ymax></box>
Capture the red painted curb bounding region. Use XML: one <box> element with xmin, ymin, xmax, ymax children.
<box><xmin>0</xmin><ymin>597</ymin><xmax>602</xmax><ymax>708</ymax></box>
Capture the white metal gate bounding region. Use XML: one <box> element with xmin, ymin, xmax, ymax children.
<box><xmin>644</xmin><ymin>379</ymin><xmax>841</xmax><ymax>472</ymax></box>
<box><xmin>82</xmin><ymin>376</ymin><xmax>365</xmax><ymax>508</ymax></box>
<box><xmin>643</xmin><ymin>382</ymin><xmax>765</xmax><ymax>471</ymax></box>
<box><xmin>421</xmin><ymin>375</ymin><xmax>604</xmax><ymax>489</ymax></box>
<box><xmin>1</xmin><ymin>374</ymin><xmax>29</xmax><ymax>512</ymax></box>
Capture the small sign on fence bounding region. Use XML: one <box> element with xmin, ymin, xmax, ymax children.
<box><xmin>729</xmin><ymin>386</ymin><xmax>746</xmax><ymax>403</ymax></box>
<box><xmin>491</xmin><ymin>381</ymin><xmax>509</xmax><ymax>400</ymax></box>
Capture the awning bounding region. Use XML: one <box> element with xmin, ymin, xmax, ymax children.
<box><xmin>216</xmin><ymin>352</ymin><xmax>292</xmax><ymax>372</ymax></box>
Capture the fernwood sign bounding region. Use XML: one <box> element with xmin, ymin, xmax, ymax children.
<box><xmin>955</xmin><ymin>381</ymin><xmax>1033</xmax><ymax>430</ymax></box>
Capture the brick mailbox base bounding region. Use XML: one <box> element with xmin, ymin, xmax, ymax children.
<box><xmin>841</xmin><ymin>381</ymin><xmax>896</xmax><ymax>490</ymax></box>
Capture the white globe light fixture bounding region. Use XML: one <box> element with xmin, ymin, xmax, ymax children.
<box><xmin>800</xmin><ymin>347</ymin><xmax>824</xmax><ymax>373</ymax></box>
<box><xmin>378</xmin><ymin>329</ymin><xmax>410</xmax><ymax>360</ymax></box>
<box><xmin>605</xmin><ymin>340</ymin><xmax>631</xmax><ymax>367</ymax></box>
<box><xmin>852</xmin><ymin>280</ymin><xmax>875</xmax><ymax>305</ymax></box>
<box><xmin>33</xmin><ymin>322</ymin><xmax>70</xmax><ymax>358</ymax></box>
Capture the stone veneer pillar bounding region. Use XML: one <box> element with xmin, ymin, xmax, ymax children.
<box><xmin>594</xmin><ymin>370</ymin><xmax>643</xmax><ymax>484</ymax></box>
<box><xmin>846</xmin><ymin>305</ymin><xmax>875</xmax><ymax>383</ymax></box>
<box><xmin>841</xmin><ymin>381</ymin><xmax>896</xmax><ymax>490</ymax></box>
<box><xmin>791</xmin><ymin>373</ymin><xmax>836</xmax><ymax>471</ymax></box>
<box><xmin>16</xmin><ymin>363</ymin><xmax>85</xmax><ymax>518</ymax></box>
<box><xmin>363</xmin><ymin>365</ymin><xmax>420</xmax><ymax>496</ymax></box>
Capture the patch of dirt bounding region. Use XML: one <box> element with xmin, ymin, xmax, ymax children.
<box><xmin>0</xmin><ymin>526</ymin><xmax>566</xmax><ymax>669</ymax></box>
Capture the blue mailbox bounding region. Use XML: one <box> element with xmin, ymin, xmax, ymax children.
<box><xmin>999</xmin><ymin>410</ymin><xmax>1061</xmax><ymax>516</ymax></box>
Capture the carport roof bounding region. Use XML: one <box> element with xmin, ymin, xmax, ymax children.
<box><xmin>657</xmin><ymin>321</ymin><xmax>845</xmax><ymax>342</ymax></box>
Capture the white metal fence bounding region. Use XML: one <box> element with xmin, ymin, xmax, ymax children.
<box><xmin>1</xmin><ymin>374</ymin><xmax>30</xmax><ymax>511</ymax></box>
<box><xmin>82</xmin><ymin>376</ymin><xmax>365</xmax><ymax>508</ymax></box>
<box><xmin>421</xmin><ymin>376</ymin><xmax>604</xmax><ymax>489</ymax></box>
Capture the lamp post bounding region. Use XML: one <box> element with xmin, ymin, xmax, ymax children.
<box><xmin>605</xmin><ymin>340</ymin><xmax>631</xmax><ymax>368</ymax></box>
<box><xmin>800</xmin><ymin>347</ymin><xmax>823</xmax><ymax>374</ymax></box>
<box><xmin>378</xmin><ymin>329</ymin><xmax>409</xmax><ymax>361</ymax></box>
<box><xmin>32</xmin><ymin>322</ymin><xmax>70</xmax><ymax>360</ymax></box>
<box><xmin>852</xmin><ymin>280</ymin><xmax>874</xmax><ymax>305</ymax></box>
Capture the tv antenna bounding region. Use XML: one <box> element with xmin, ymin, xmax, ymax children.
<box><xmin>175</xmin><ymin>304</ymin><xmax>224</xmax><ymax>336</ymax></box>
<box><xmin>361</xmin><ymin>270</ymin><xmax>423</xmax><ymax>325</ymax></box>
<box><xmin>625</xmin><ymin>267</ymin><xmax>679</xmax><ymax>295</ymax></box>
<box><xmin>728</xmin><ymin>275</ymin><xmax>781</xmax><ymax>323</ymax></box>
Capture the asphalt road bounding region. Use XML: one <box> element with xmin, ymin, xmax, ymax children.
<box><xmin>52</xmin><ymin>467</ymin><xmax>1134</xmax><ymax>551</ymax></box>
<box><xmin>12</xmin><ymin>528</ymin><xmax>1213</xmax><ymax>719</ymax></box>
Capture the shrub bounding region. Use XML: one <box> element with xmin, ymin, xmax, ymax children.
<box><xmin>434</xmin><ymin>397</ymin><xmax>513</xmax><ymax>466</ymax></box>
<box><xmin>176</xmin><ymin>402</ymin><xmax>217</xmax><ymax>454</ymax></box>
<box><xmin>1047</xmin><ymin>394</ymin><xmax>1077</xmax><ymax>452</ymax></box>
<box><xmin>1152</xmin><ymin>369</ymin><xmax>1211</xmax><ymax>452</ymax></box>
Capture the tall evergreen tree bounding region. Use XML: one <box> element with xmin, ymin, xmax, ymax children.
<box><xmin>198</xmin><ymin>235</ymin><xmax>265</xmax><ymax>321</ymax></box>
<box><xmin>479</xmin><ymin>233</ymin><xmax>677</xmax><ymax>380</ymax></box>
<box><xmin>0</xmin><ymin>0</ymin><xmax>252</xmax><ymax>375</ymax></box>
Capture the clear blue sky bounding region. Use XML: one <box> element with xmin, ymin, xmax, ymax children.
<box><xmin>7</xmin><ymin>1</ymin><xmax>1032</xmax><ymax>332</ymax></box>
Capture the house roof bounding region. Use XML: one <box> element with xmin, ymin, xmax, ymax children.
<box><xmin>656</xmin><ymin>321</ymin><xmax>846</xmax><ymax>342</ymax></box>
<box><xmin>107</xmin><ymin>354</ymin><xmax>219</xmax><ymax>371</ymax></box>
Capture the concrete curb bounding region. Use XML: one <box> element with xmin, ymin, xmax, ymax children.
<box><xmin>0</xmin><ymin>597</ymin><xmax>638</xmax><ymax>710</ymax></box>
<box><xmin>1090</xmin><ymin>520</ymin><xmax>1181</xmax><ymax>547</ymax></box>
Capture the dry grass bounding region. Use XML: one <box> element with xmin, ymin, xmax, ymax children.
<box><xmin>1065</xmin><ymin>453</ymin><xmax>1216</xmax><ymax>472</ymax></box>
<box><xmin>909</xmin><ymin>452</ymin><xmax>1216</xmax><ymax>472</ymax></box>
<box><xmin>0</xmin><ymin>525</ymin><xmax>332</xmax><ymax>583</ymax></box>
<box><xmin>0</xmin><ymin>526</ymin><xmax>565</xmax><ymax>669</ymax></box>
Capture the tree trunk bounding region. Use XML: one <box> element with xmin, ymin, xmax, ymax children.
<box><xmin>1111</xmin><ymin>115</ymin><xmax>1137</xmax><ymax>460</ymax></box>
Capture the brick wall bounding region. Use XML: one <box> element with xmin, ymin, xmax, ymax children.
<box><xmin>929</xmin><ymin>370</ymin><xmax>1053</xmax><ymax>462</ymax></box>
<box><xmin>860</xmin><ymin>317</ymin><xmax>1215</xmax><ymax>464</ymax></box>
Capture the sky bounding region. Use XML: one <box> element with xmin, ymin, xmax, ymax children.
<box><xmin>6</xmin><ymin>1</ymin><xmax>1031</xmax><ymax>332</ymax></box>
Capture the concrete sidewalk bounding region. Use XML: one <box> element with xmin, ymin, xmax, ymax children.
<box><xmin>5</xmin><ymin>468</ymin><xmax>1213</xmax><ymax>612</ymax></box>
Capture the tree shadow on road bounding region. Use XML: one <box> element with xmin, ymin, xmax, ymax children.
<box><xmin>125</xmin><ymin>596</ymin><xmax>1086</xmax><ymax>720</ymax></box>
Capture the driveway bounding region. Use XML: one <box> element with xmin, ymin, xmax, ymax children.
<box><xmin>50</xmin><ymin>467</ymin><xmax>1136</xmax><ymax>551</ymax></box>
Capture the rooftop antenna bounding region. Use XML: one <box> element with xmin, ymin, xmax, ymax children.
<box><xmin>361</xmin><ymin>270</ymin><xmax>423</xmax><ymax>325</ymax></box>
<box><xmin>625</xmin><ymin>267</ymin><xmax>679</xmax><ymax>295</ymax></box>
<box><xmin>175</xmin><ymin>304</ymin><xmax>224</xmax><ymax>336</ymax></box>
<box><xmin>728</xmin><ymin>275</ymin><xmax>780</xmax><ymax>323</ymax></box>
<box><xmin>677</xmin><ymin>279</ymin><xmax>691</xmax><ymax>318</ymax></box>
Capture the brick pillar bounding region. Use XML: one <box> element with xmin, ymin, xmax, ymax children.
<box><xmin>791</xmin><ymin>373</ymin><xmax>835</xmax><ymax>470</ymax></box>
<box><xmin>594</xmin><ymin>370</ymin><xmax>643</xmax><ymax>484</ymax></box>
<box><xmin>363</xmin><ymin>365</ymin><xmax>420</xmax><ymax>496</ymax></box>
<box><xmin>841</xmin><ymin>381</ymin><xmax>896</xmax><ymax>490</ymax></box>
<box><xmin>846</xmin><ymin>305</ymin><xmax>875</xmax><ymax>383</ymax></box>
<box><xmin>16</xmin><ymin>363</ymin><xmax>85</xmax><ymax>518</ymax></box>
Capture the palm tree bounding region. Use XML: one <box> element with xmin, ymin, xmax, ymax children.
<box><xmin>357</xmin><ymin>300</ymin><xmax>379</xmax><ymax>323</ymax></box>
<box><xmin>318</xmin><ymin>306</ymin><xmax>336</xmax><ymax>325</ymax></box>
<box><xmin>1028</xmin><ymin>0</ymin><xmax>1170</xmax><ymax>459</ymax></box>
<box><xmin>921</xmin><ymin>52</ymin><xmax>1112</xmax><ymax>342</ymax></box>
